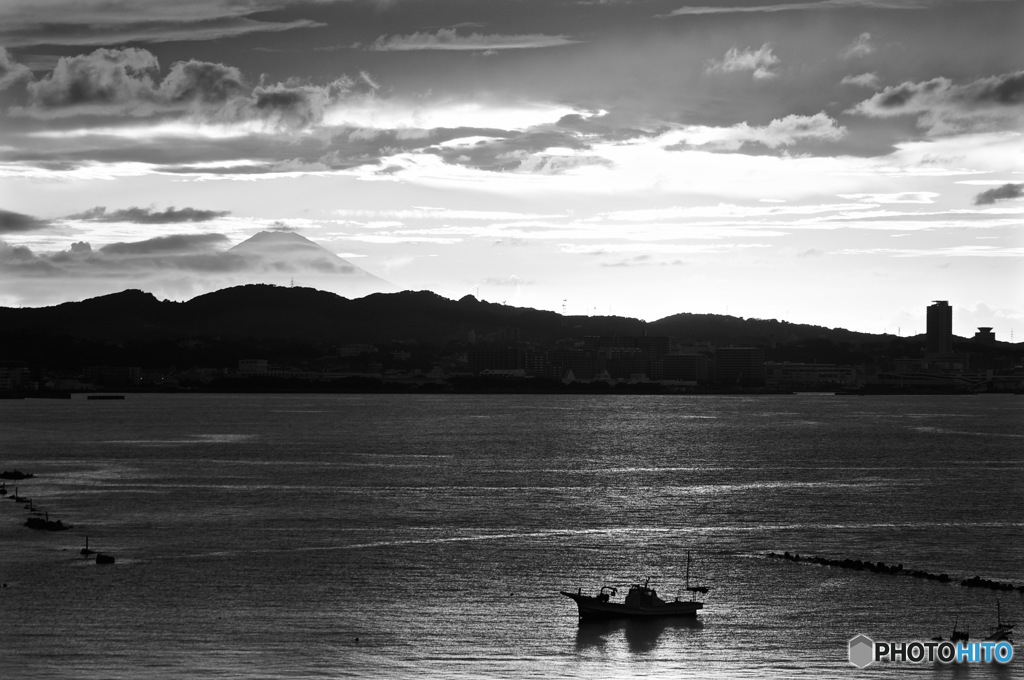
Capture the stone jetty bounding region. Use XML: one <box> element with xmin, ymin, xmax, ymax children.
<box><xmin>767</xmin><ymin>551</ymin><xmax>1022</xmax><ymax>593</ymax></box>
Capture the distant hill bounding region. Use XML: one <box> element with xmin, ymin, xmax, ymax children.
<box><xmin>1</xmin><ymin>284</ymin><xmax>1015</xmax><ymax>371</ymax></box>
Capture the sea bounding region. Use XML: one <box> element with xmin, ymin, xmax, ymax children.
<box><xmin>0</xmin><ymin>393</ymin><xmax>1021</xmax><ymax>679</ymax></box>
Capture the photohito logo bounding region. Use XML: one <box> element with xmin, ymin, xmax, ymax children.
<box><xmin>848</xmin><ymin>634</ymin><xmax>1014</xmax><ymax>668</ymax></box>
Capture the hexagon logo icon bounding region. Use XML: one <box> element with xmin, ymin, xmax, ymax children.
<box><xmin>849</xmin><ymin>634</ymin><xmax>874</xmax><ymax>668</ymax></box>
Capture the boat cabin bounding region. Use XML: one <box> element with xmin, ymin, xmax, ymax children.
<box><xmin>624</xmin><ymin>582</ymin><xmax>666</xmax><ymax>608</ymax></box>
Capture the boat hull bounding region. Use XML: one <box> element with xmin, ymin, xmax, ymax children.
<box><xmin>560</xmin><ymin>591</ymin><xmax>703</xmax><ymax>621</ymax></box>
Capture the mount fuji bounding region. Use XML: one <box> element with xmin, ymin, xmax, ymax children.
<box><xmin>228</xmin><ymin>230</ymin><xmax>395</xmax><ymax>298</ymax></box>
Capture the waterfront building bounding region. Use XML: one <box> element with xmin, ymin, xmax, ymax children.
<box><xmin>714</xmin><ymin>347</ymin><xmax>766</xmax><ymax>388</ymax></box>
<box><xmin>926</xmin><ymin>301</ymin><xmax>953</xmax><ymax>354</ymax></box>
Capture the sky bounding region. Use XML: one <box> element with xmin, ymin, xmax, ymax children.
<box><xmin>0</xmin><ymin>0</ymin><xmax>1021</xmax><ymax>338</ymax></box>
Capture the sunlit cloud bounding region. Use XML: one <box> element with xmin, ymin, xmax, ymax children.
<box><xmin>705</xmin><ymin>44</ymin><xmax>779</xmax><ymax>79</ymax></box>
<box><xmin>839</xmin><ymin>192</ymin><xmax>939</xmax><ymax>204</ymax></box>
<box><xmin>836</xmin><ymin>245</ymin><xmax>1024</xmax><ymax>257</ymax></box>
<box><xmin>841</xmin><ymin>73</ymin><xmax>880</xmax><ymax>88</ymax></box>
<box><xmin>323</xmin><ymin>98</ymin><xmax>583</xmax><ymax>131</ymax></box>
<box><xmin>369</xmin><ymin>28</ymin><xmax>579</xmax><ymax>51</ymax></box>
<box><xmin>840</xmin><ymin>32</ymin><xmax>874</xmax><ymax>59</ymax></box>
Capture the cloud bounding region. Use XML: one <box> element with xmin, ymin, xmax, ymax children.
<box><xmin>664</xmin><ymin>112</ymin><xmax>847</xmax><ymax>151</ymax></box>
<box><xmin>70</xmin><ymin>206</ymin><xmax>230</xmax><ymax>223</ymax></box>
<box><xmin>425</xmin><ymin>129</ymin><xmax>604</xmax><ymax>173</ymax></box>
<box><xmin>99</xmin><ymin>233</ymin><xmax>229</xmax><ymax>255</ymax></box>
<box><xmin>157</xmin><ymin>60</ymin><xmax>246</xmax><ymax>105</ymax></box>
<box><xmin>0</xmin><ymin>46</ymin><xmax>32</xmax><ymax>89</ymax></box>
<box><xmin>841</xmin><ymin>32</ymin><xmax>874</xmax><ymax>59</ymax></box>
<box><xmin>841</xmin><ymin>73</ymin><xmax>880</xmax><ymax>88</ymax></box>
<box><xmin>663</xmin><ymin>1</ymin><xmax>930</xmax><ymax>16</ymax></box>
<box><xmin>0</xmin><ymin>0</ymin><xmax>324</xmax><ymax>47</ymax></box>
<box><xmin>0</xmin><ymin>209</ymin><xmax>50</xmax><ymax>233</ymax></box>
<box><xmin>12</xmin><ymin>47</ymin><xmax>370</xmax><ymax>131</ymax></box>
<box><xmin>840</xmin><ymin>192</ymin><xmax>939</xmax><ymax>204</ymax></box>
<box><xmin>705</xmin><ymin>44</ymin><xmax>779</xmax><ymax>80</ymax></box>
<box><xmin>849</xmin><ymin>70</ymin><xmax>1024</xmax><ymax>133</ymax></box>
<box><xmin>5</xmin><ymin>19</ymin><xmax>324</xmax><ymax>48</ymax></box>
<box><xmin>249</xmin><ymin>80</ymin><xmax>350</xmax><ymax>130</ymax></box>
<box><xmin>369</xmin><ymin>28</ymin><xmax>579</xmax><ymax>51</ymax></box>
<box><xmin>25</xmin><ymin>47</ymin><xmax>161</xmax><ymax>114</ymax></box>
<box><xmin>480</xmin><ymin>274</ymin><xmax>531</xmax><ymax>286</ymax></box>
<box><xmin>973</xmin><ymin>183</ymin><xmax>1024</xmax><ymax>205</ymax></box>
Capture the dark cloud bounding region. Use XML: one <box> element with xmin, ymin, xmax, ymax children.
<box><xmin>850</xmin><ymin>70</ymin><xmax>1024</xmax><ymax>133</ymax></box>
<box><xmin>0</xmin><ymin>46</ymin><xmax>32</xmax><ymax>90</ymax></box>
<box><xmin>973</xmin><ymin>183</ymin><xmax>1024</xmax><ymax>205</ymax></box>
<box><xmin>26</xmin><ymin>47</ymin><xmax>160</xmax><ymax>112</ymax></box>
<box><xmin>0</xmin><ymin>209</ymin><xmax>50</xmax><ymax>233</ymax></box>
<box><xmin>158</xmin><ymin>60</ymin><xmax>246</xmax><ymax>105</ymax></box>
<box><xmin>874</xmin><ymin>78</ymin><xmax>946</xmax><ymax>109</ymax></box>
<box><xmin>13</xmin><ymin>47</ymin><xmax>366</xmax><ymax>131</ymax></box>
<box><xmin>0</xmin><ymin>235</ymin><xmax>248</xmax><ymax>278</ymax></box>
<box><xmin>100</xmin><ymin>233</ymin><xmax>230</xmax><ymax>255</ymax></box>
<box><xmin>973</xmin><ymin>72</ymin><xmax>1024</xmax><ymax>106</ymax></box>
<box><xmin>0</xmin><ymin>239</ymin><xmax>41</xmax><ymax>263</ymax></box>
<box><xmin>71</xmin><ymin>206</ymin><xmax>230</xmax><ymax>223</ymax></box>
<box><xmin>252</xmin><ymin>84</ymin><xmax>329</xmax><ymax>129</ymax></box>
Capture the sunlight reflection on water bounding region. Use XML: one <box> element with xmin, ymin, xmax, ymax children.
<box><xmin>0</xmin><ymin>393</ymin><xmax>1020</xmax><ymax>678</ymax></box>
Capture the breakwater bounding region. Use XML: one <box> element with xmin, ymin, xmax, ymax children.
<box><xmin>3</xmin><ymin>470</ymin><xmax>114</xmax><ymax>564</ymax></box>
<box><xmin>767</xmin><ymin>551</ymin><xmax>1022</xmax><ymax>593</ymax></box>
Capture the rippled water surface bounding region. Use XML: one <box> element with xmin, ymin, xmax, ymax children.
<box><xmin>0</xmin><ymin>393</ymin><xmax>1021</xmax><ymax>678</ymax></box>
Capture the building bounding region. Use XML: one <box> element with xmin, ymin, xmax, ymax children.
<box><xmin>973</xmin><ymin>327</ymin><xmax>996</xmax><ymax>344</ymax></box>
<box><xmin>926</xmin><ymin>301</ymin><xmax>953</xmax><ymax>354</ymax></box>
<box><xmin>0</xmin><ymin>361</ymin><xmax>27</xmax><ymax>391</ymax></box>
<box><xmin>83</xmin><ymin>365</ymin><xmax>142</xmax><ymax>388</ymax></box>
<box><xmin>764</xmin><ymin>362</ymin><xmax>859</xmax><ymax>390</ymax></box>
<box><xmin>663</xmin><ymin>354</ymin><xmax>710</xmax><ymax>385</ymax></box>
<box><xmin>467</xmin><ymin>345</ymin><xmax>523</xmax><ymax>375</ymax></box>
<box><xmin>714</xmin><ymin>347</ymin><xmax>766</xmax><ymax>388</ymax></box>
<box><xmin>238</xmin><ymin>359</ymin><xmax>269</xmax><ymax>375</ymax></box>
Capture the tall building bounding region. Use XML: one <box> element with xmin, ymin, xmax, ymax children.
<box><xmin>926</xmin><ymin>301</ymin><xmax>953</xmax><ymax>354</ymax></box>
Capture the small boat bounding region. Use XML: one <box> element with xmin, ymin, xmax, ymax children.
<box><xmin>561</xmin><ymin>552</ymin><xmax>709</xmax><ymax>621</ymax></box>
<box><xmin>931</xmin><ymin>616</ymin><xmax>969</xmax><ymax>643</ymax></box>
<box><xmin>984</xmin><ymin>600</ymin><xmax>1015</xmax><ymax>642</ymax></box>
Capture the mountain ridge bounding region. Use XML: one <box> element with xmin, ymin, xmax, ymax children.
<box><xmin>2</xmin><ymin>285</ymin><xmax>1017</xmax><ymax>380</ymax></box>
<box><xmin>0</xmin><ymin>283</ymin><xmax>916</xmax><ymax>344</ymax></box>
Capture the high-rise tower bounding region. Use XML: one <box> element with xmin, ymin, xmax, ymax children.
<box><xmin>926</xmin><ymin>300</ymin><xmax>953</xmax><ymax>354</ymax></box>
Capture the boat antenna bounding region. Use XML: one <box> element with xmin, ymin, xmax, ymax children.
<box><xmin>686</xmin><ymin>550</ymin><xmax>691</xmax><ymax>590</ymax></box>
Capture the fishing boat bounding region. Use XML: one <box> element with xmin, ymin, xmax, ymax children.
<box><xmin>984</xmin><ymin>600</ymin><xmax>1015</xmax><ymax>642</ymax></box>
<box><xmin>561</xmin><ymin>552</ymin><xmax>709</xmax><ymax>621</ymax></box>
<box><xmin>931</xmin><ymin>616</ymin><xmax>969</xmax><ymax>643</ymax></box>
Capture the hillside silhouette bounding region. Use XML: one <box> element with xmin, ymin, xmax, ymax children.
<box><xmin>1</xmin><ymin>284</ymin><xmax>883</xmax><ymax>346</ymax></box>
<box><xmin>2</xmin><ymin>284</ymin><xmax>1014</xmax><ymax>381</ymax></box>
